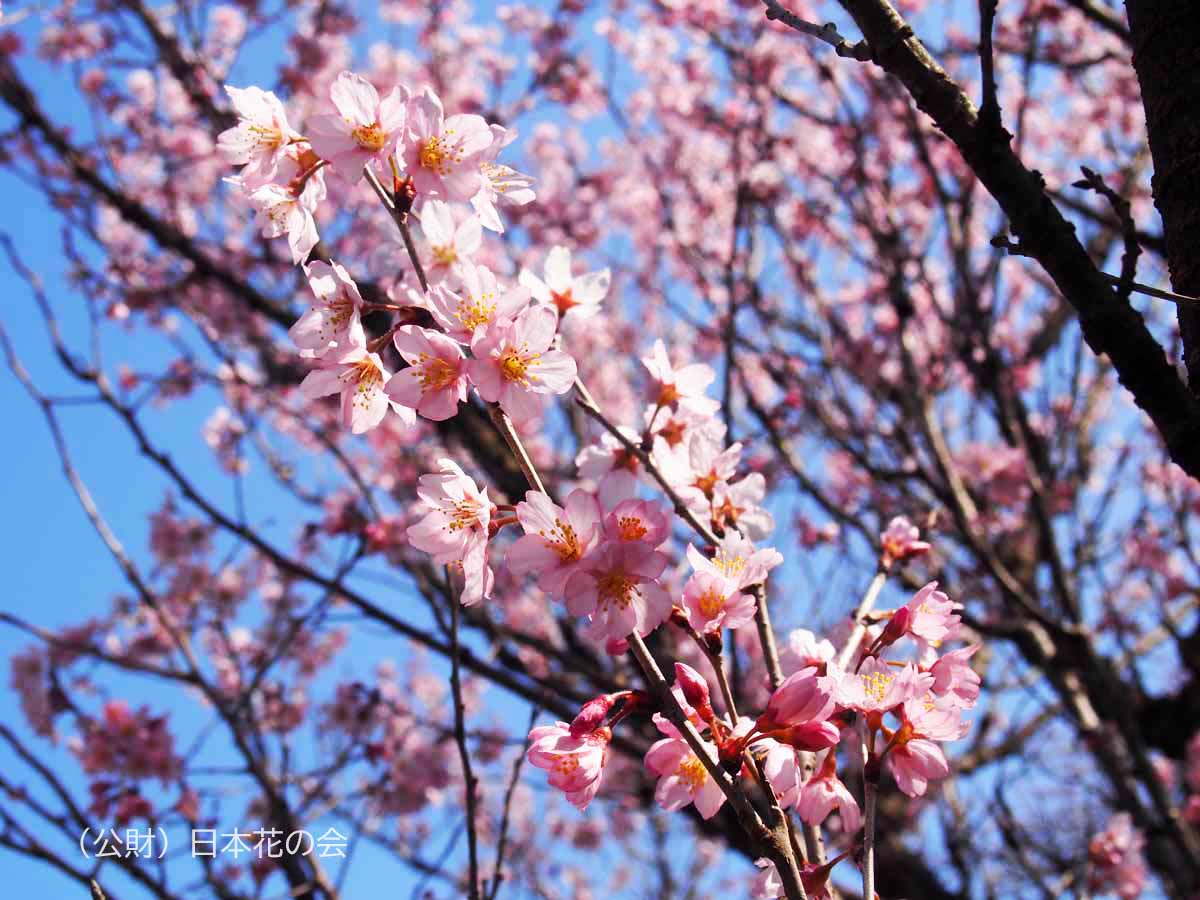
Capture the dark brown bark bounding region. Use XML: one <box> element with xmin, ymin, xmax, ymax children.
<box><xmin>824</xmin><ymin>0</ymin><xmax>1200</xmax><ymax>483</ymax></box>
<box><xmin>1125</xmin><ymin>2</ymin><xmax>1200</xmax><ymax>392</ymax></box>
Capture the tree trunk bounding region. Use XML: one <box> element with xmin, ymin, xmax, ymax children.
<box><xmin>1126</xmin><ymin>1</ymin><xmax>1200</xmax><ymax>391</ymax></box>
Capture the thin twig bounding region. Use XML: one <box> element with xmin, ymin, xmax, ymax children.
<box><xmin>761</xmin><ymin>0</ymin><xmax>872</xmax><ymax>60</ymax></box>
<box><xmin>445</xmin><ymin>568</ymin><xmax>482</xmax><ymax>900</ymax></box>
<box><xmin>487</xmin><ymin>707</ymin><xmax>537</xmax><ymax>900</ymax></box>
<box><xmin>835</xmin><ymin>568</ymin><xmax>889</xmax><ymax>670</ymax></box>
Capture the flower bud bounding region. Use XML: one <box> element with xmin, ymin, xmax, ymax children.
<box><xmin>674</xmin><ymin>663</ymin><xmax>715</xmax><ymax>722</ymax></box>
<box><xmin>570</xmin><ymin>694</ymin><xmax>616</xmax><ymax>738</ymax></box>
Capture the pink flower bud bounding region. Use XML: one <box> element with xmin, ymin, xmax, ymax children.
<box><xmin>778</xmin><ymin>720</ymin><xmax>841</xmax><ymax>752</ymax></box>
<box><xmin>674</xmin><ymin>663</ymin><xmax>714</xmax><ymax>721</ymax></box>
<box><xmin>570</xmin><ymin>695</ymin><xmax>616</xmax><ymax>738</ymax></box>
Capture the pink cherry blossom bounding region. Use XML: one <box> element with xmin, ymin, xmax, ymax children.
<box><xmin>880</xmin><ymin>515</ymin><xmax>932</xmax><ymax>566</ymax></box>
<box><xmin>507</xmin><ymin>489</ymin><xmax>601</xmax><ymax>596</ymax></box>
<box><xmin>242</xmin><ymin>161</ymin><xmax>322</xmax><ymax>265</ymax></box>
<box><xmin>762</xmin><ymin>666</ymin><xmax>836</xmax><ymax>728</ymax></box>
<box><xmin>417</xmin><ymin>199</ymin><xmax>481</xmax><ymax>282</ymax></box>
<box><xmin>780</xmin><ymin>628</ymin><xmax>836</xmax><ymax>674</ymax></box>
<box><xmin>385</xmin><ymin>325</ymin><xmax>469</xmax><ymax>421</ymax></box>
<box><xmin>298</xmin><ymin>346</ymin><xmax>411</xmax><ymax>434</ymax></box>
<box><xmin>519</xmin><ymin>245</ymin><xmax>611</xmax><ymax>324</ymax></box>
<box><xmin>641</xmin><ymin>338</ymin><xmax>719</xmax><ymax>414</ymax></box>
<box><xmin>307</xmin><ymin>71</ymin><xmax>407</xmax><ymax>181</ymax></box>
<box><xmin>682</xmin><ymin>571</ymin><xmax>756</xmax><ymax>634</ymax></box>
<box><xmin>886</xmin><ymin>737</ymin><xmax>950</xmax><ymax>797</ymax></box>
<box><xmin>686</xmin><ymin>533</ymin><xmax>783</xmax><ymax>590</ymax></box>
<box><xmin>602</xmin><ymin>498</ymin><xmax>669</xmax><ymax>547</ymax></box>
<box><xmin>902</xmin><ymin>581</ymin><xmax>962</xmax><ymax>645</ymax></box>
<box><xmin>468</xmin><ymin>305</ymin><xmax>577</xmax><ymax>423</ymax></box>
<box><xmin>289</xmin><ymin>260</ymin><xmax>365</xmax><ymax>358</ymax></box>
<box><xmin>407</xmin><ymin>460</ymin><xmax>493</xmax><ymax>605</ymax></box>
<box><xmin>832</xmin><ymin>657</ymin><xmax>932</xmax><ymax>715</ymax></box>
<box><xmin>797</xmin><ymin>752</ymin><xmax>861</xmax><ymax>833</ymax></box>
<box><xmin>527</xmin><ymin>721</ymin><xmax>610</xmax><ymax>811</ymax></box>
<box><xmin>217</xmin><ymin>85</ymin><xmax>298</xmax><ymax>187</ymax></box>
<box><xmin>564</xmin><ymin>541</ymin><xmax>671</xmax><ymax>641</ymax></box>
<box><xmin>425</xmin><ymin>264</ymin><xmax>530</xmax><ymax>343</ymax></box>
<box><xmin>470</xmin><ymin>124</ymin><xmax>536</xmax><ymax>232</ymax></box>
<box><xmin>1088</xmin><ymin>813</ymin><xmax>1148</xmax><ymax>900</ymax></box>
<box><xmin>407</xmin><ymin>459</ymin><xmax>491</xmax><ymax>561</ymax></box>
<box><xmin>403</xmin><ymin>87</ymin><xmax>494</xmax><ymax>201</ymax></box>
<box><xmin>760</xmin><ymin>738</ymin><xmax>802</xmax><ymax>807</ymax></box>
<box><xmin>575</xmin><ymin>427</ymin><xmax>642</xmax><ymax>506</ymax></box>
<box><xmin>929</xmin><ymin>644</ymin><xmax>982</xmax><ymax>708</ymax></box>
<box><xmin>644</xmin><ymin>734</ymin><xmax>725</xmax><ymax>819</ymax></box>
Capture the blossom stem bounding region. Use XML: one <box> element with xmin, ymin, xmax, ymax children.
<box><xmin>626</xmin><ymin>632</ymin><xmax>810</xmax><ymax>900</ymax></box>
<box><xmin>835</xmin><ymin>566</ymin><xmax>889</xmax><ymax>670</ymax></box>
<box><xmin>363</xmin><ymin>165</ymin><xmax>430</xmax><ymax>294</ymax></box>
<box><xmin>486</xmin><ymin>403</ymin><xmax>550</xmax><ymax>497</ymax></box>
<box><xmin>859</xmin><ymin>716</ymin><xmax>877</xmax><ymax>900</ymax></box>
<box><xmin>445</xmin><ymin>566</ymin><xmax>482</xmax><ymax>900</ymax></box>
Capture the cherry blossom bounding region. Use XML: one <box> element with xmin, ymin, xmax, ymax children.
<box><xmin>507</xmin><ymin>489</ymin><xmax>601</xmax><ymax>595</ymax></box>
<box><xmin>527</xmin><ymin>721</ymin><xmax>611</xmax><ymax>811</ymax></box>
<box><xmin>880</xmin><ymin>515</ymin><xmax>932</xmax><ymax>566</ymax></box>
<box><xmin>641</xmin><ymin>339</ymin><xmax>720</xmax><ymax>414</ymax></box>
<box><xmin>564</xmin><ymin>541</ymin><xmax>671</xmax><ymax>641</ymax></box>
<box><xmin>289</xmin><ymin>260</ymin><xmax>365</xmax><ymax>358</ymax></box>
<box><xmin>297</xmin><ymin>346</ymin><xmax>409</xmax><ymax>434</ymax></box>
<box><xmin>468</xmin><ymin>305</ymin><xmax>577</xmax><ymax>422</ymax></box>
<box><xmin>425</xmin><ymin>264</ymin><xmax>529</xmax><ymax>344</ymax></box>
<box><xmin>681</xmin><ymin>570</ymin><xmax>756</xmax><ymax>634</ymax></box>
<box><xmin>519</xmin><ymin>245</ymin><xmax>611</xmax><ymax>324</ymax></box>
<box><xmin>796</xmin><ymin>752</ymin><xmax>861</xmax><ymax>833</ymax></box>
<box><xmin>385</xmin><ymin>325</ymin><xmax>469</xmax><ymax>421</ymax></box>
<box><xmin>644</xmin><ymin>732</ymin><xmax>725</xmax><ymax>819</ymax></box>
<box><xmin>403</xmin><ymin>87</ymin><xmax>494</xmax><ymax>202</ymax></box>
<box><xmin>417</xmin><ymin>199</ymin><xmax>481</xmax><ymax>282</ymax></box>
<box><xmin>406</xmin><ymin>459</ymin><xmax>493</xmax><ymax>604</ymax></box>
<box><xmin>217</xmin><ymin>85</ymin><xmax>298</xmax><ymax>187</ymax></box>
<box><xmin>470</xmin><ymin>124</ymin><xmax>536</xmax><ymax>232</ymax></box>
<box><xmin>307</xmin><ymin>71</ymin><xmax>407</xmax><ymax>181</ymax></box>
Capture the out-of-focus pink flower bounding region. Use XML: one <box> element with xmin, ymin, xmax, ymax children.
<box><xmin>1088</xmin><ymin>813</ymin><xmax>1147</xmax><ymax>900</ymax></box>
<box><xmin>307</xmin><ymin>71</ymin><xmax>407</xmax><ymax>181</ymax></box>
<box><xmin>289</xmin><ymin>260</ymin><xmax>365</xmax><ymax>359</ymax></box>
<box><xmin>507</xmin><ymin>489</ymin><xmax>601</xmax><ymax>596</ymax></box>
<box><xmin>645</xmin><ymin>734</ymin><xmax>725</xmax><ymax>819</ymax></box>
<box><xmin>880</xmin><ymin>515</ymin><xmax>932</xmax><ymax>566</ymax></box>
<box><xmin>469</xmin><ymin>305</ymin><xmax>577</xmax><ymax>423</ymax></box>
<box><xmin>404</xmin><ymin>87</ymin><xmax>494</xmax><ymax>201</ymax></box>
<box><xmin>519</xmin><ymin>245</ymin><xmax>610</xmax><ymax>324</ymax></box>
<box><xmin>298</xmin><ymin>346</ymin><xmax>410</xmax><ymax>434</ymax></box>
<box><xmin>385</xmin><ymin>325</ymin><xmax>469</xmax><ymax>421</ymax></box>
<box><xmin>527</xmin><ymin>721</ymin><xmax>610</xmax><ymax>810</ymax></box>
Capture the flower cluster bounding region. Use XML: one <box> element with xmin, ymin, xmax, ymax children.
<box><xmin>220</xmin><ymin>71</ymin><xmax>591</xmax><ymax>435</ymax></box>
